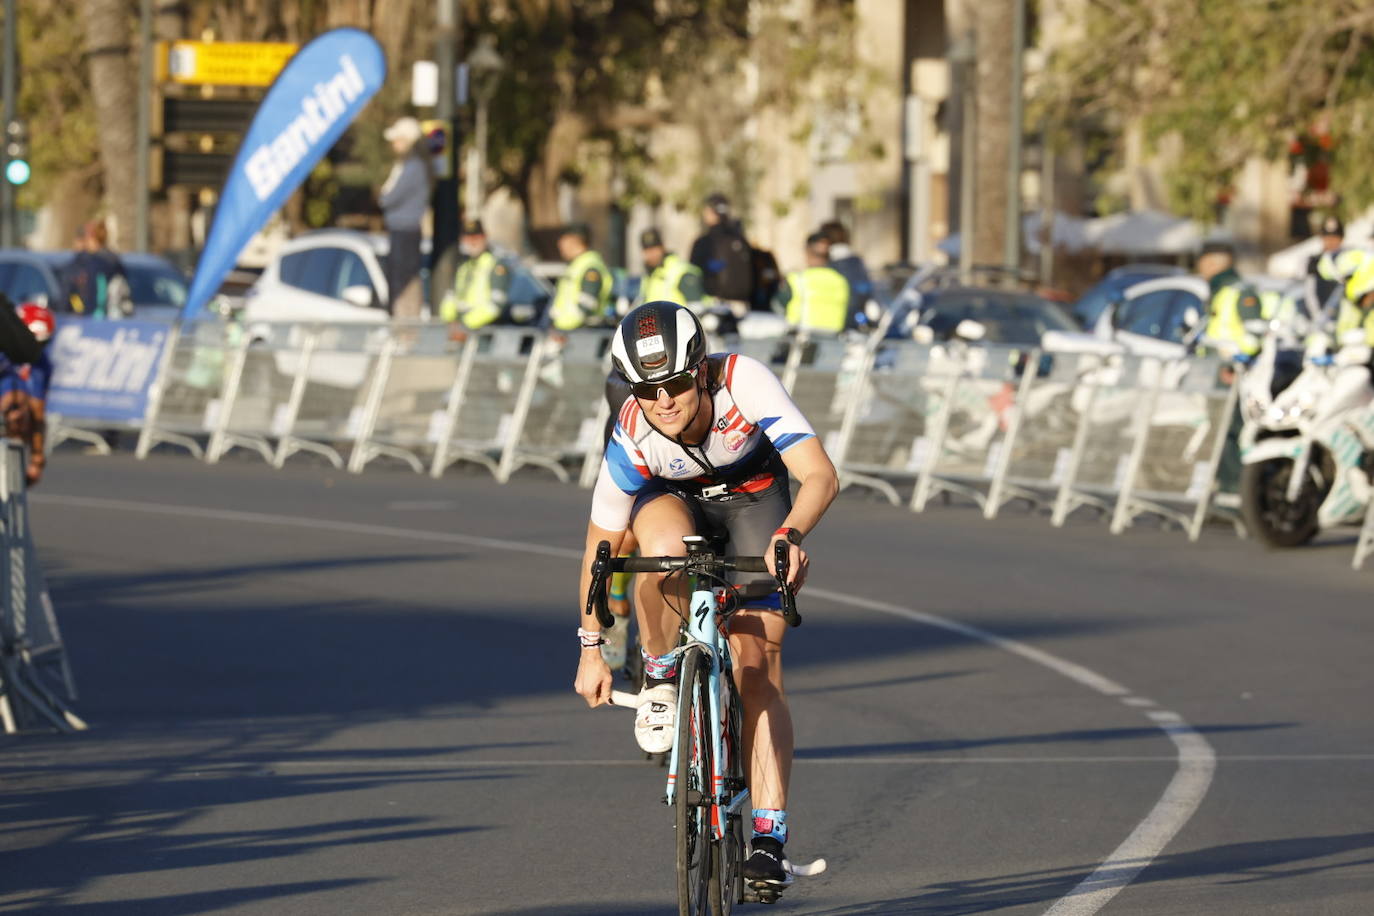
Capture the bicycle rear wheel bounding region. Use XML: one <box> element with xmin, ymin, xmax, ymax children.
<box><xmin>675</xmin><ymin>646</ymin><xmax>712</xmax><ymax>916</ymax></box>
<box><xmin>709</xmin><ymin>669</ymin><xmax>745</xmax><ymax>915</ymax></box>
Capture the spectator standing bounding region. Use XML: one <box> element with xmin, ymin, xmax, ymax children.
<box><xmin>548</xmin><ymin>224</ymin><xmax>613</xmax><ymax>330</ymax></box>
<box><xmin>61</xmin><ymin>220</ymin><xmax>129</xmax><ymax>318</ymax></box>
<box><xmin>441</xmin><ymin>219</ymin><xmax>512</xmax><ymax>328</ymax></box>
<box><xmin>774</xmin><ymin>232</ymin><xmax>850</xmax><ymax>336</ymax></box>
<box><xmin>379</xmin><ymin>116</ymin><xmax>434</xmax><ymax>321</ymax></box>
<box><xmin>819</xmin><ymin>220</ymin><xmax>874</xmax><ymax>330</ymax></box>
<box><xmin>689</xmin><ymin>193</ymin><xmax>755</xmax><ymax>315</ymax></box>
<box><xmin>1199</xmin><ymin>241</ymin><xmax>1262</xmax><ymax>358</ymax></box>
<box><xmin>638</xmin><ymin>228</ymin><xmax>708</xmax><ymax>311</ymax></box>
<box><xmin>1306</xmin><ymin>215</ymin><xmax>1350</xmax><ymax>317</ymax></box>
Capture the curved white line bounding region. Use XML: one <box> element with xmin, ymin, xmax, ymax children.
<box><xmin>34</xmin><ymin>492</ymin><xmax>1215</xmax><ymax>913</ymax></box>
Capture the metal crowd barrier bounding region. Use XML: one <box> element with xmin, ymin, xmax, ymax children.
<box><xmin>47</xmin><ymin>316</ymin><xmax>1374</xmax><ymax>559</ymax></box>
<box><xmin>0</xmin><ymin>440</ymin><xmax>84</xmax><ymax>734</ymax></box>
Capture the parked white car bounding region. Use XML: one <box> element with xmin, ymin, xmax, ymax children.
<box><xmin>242</xmin><ymin>230</ymin><xmax>395</xmax><ymax>327</ymax></box>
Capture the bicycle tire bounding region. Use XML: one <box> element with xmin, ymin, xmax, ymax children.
<box><xmin>675</xmin><ymin>646</ymin><xmax>712</xmax><ymax>916</ymax></box>
<box><xmin>709</xmin><ymin>669</ymin><xmax>745</xmax><ymax>915</ymax></box>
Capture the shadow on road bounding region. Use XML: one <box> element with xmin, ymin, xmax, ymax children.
<box><xmin>797</xmin><ymin>830</ymin><xmax>1374</xmax><ymax>914</ymax></box>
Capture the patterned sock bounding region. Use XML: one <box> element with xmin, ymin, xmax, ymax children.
<box><xmin>751</xmin><ymin>808</ymin><xmax>788</xmax><ymax>844</ymax></box>
<box><xmin>609</xmin><ymin>570</ymin><xmax>631</xmax><ymax>602</ymax></box>
<box><xmin>642</xmin><ymin>648</ymin><xmax>677</xmax><ymax>683</ymax></box>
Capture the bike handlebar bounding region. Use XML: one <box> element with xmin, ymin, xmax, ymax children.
<box><xmin>585</xmin><ymin>539</ymin><xmax>801</xmax><ymax>630</ymax></box>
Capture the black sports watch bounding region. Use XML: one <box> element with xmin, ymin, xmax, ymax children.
<box><xmin>774</xmin><ymin>527</ymin><xmax>803</xmax><ymax>546</ymax></box>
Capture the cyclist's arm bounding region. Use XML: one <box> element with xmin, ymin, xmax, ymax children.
<box><xmin>770</xmin><ymin>437</ymin><xmax>838</xmax><ymax>589</ymax></box>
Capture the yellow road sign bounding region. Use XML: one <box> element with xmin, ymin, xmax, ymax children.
<box><xmin>159</xmin><ymin>41</ymin><xmax>299</xmax><ymax>88</ymax></box>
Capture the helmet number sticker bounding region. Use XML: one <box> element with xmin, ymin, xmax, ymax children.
<box><xmin>636</xmin><ymin>334</ymin><xmax>665</xmax><ymax>357</ymax></box>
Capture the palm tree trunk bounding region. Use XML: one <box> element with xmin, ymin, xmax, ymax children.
<box><xmin>80</xmin><ymin>0</ymin><xmax>138</xmax><ymax>251</ymax></box>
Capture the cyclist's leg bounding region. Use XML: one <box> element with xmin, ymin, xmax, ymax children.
<box><xmin>711</xmin><ymin>483</ymin><xmax>795</xmax><ymax>879</ymax></box>
<box><xmin>628</xmin><ymin>492</ymin><xmax>696</xmax><ymax>658</ymax></box>
<box><xmin>728</xmin><ymin>610</ymin><xmax>792</xmax><ymax>812</ymax></box>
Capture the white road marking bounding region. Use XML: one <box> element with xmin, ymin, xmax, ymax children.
<box><xmin>35</xmin><ymin>492</ymin><xmax>1216</xmax><ymax>915</ymax></box>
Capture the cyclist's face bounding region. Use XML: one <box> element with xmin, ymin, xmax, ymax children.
<box><xmin>637</xmin><ymin>377</ymin><xmax>701</xmax><ymax>435</ymax></box>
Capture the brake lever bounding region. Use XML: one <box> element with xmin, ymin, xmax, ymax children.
<box><xmin>773</xmin><ymin>540</ymin><xmax>802</xmax><ymax>628</ymax></box>
<box><xmin>586</xmin><ymin>540</ymin><xmax>615</xmax><ymax>628</ymax></box>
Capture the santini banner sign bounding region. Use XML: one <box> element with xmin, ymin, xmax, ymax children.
<box><xmin>182</xmin><ymin>29</ymin><xmax>386</xmax><ymax>321</ymax></box>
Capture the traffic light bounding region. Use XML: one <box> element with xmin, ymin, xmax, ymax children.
<box><xmin>4</xmin><ymin>120</ymin><xmax>29</xmax><ymax>186</ymax></box>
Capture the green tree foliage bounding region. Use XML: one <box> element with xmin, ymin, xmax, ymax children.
<box><xmin>479</xmin><ymin>0</ymin><xmax>879</xmax><ymax>227</ymax></box>
<box><xmin>16</xmin><ymin>1</ymin><xmax>101</xmax><ymax>210</ymax></box>
<box><xmin>1041</xmin><ymin>0</ymin><xmax>1374</xmax><ymax>221</ymax></box>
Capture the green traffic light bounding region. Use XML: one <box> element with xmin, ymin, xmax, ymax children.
<box><xmin>5</xmin><ymin>159</ymin><xmax>29</xmax><ymax>186</ymax></box>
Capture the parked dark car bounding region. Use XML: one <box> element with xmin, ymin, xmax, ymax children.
<box><xmin>888</xmin><ymin>285</ymin><xmax>1082</xmax><ymax>347</ymax></box>
<box><xmin>1070</xmin><ymin>263</ymin><xmax>1186</xmax><ymax>331</ymax></box>
<box><xmin>0</xmin><ymin>249</ymin><xmax>189</xmax><ymax>321</ymax></box>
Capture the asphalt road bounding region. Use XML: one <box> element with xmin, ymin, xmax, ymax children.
<box><xmin>2</xmin><ymin>451</ymin><xmax>1373</xmax><ymax>915</ymax></box>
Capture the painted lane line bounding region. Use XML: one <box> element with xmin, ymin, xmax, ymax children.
<box><xmin>36</xmin><ymin>492</ymin><xmax>1214</xmax><ymax>916</ymax></box>
<box><xmin>1121</xmin><ymin>697</ymin><xmax>1157</xmax><ymax>708</ymax></box>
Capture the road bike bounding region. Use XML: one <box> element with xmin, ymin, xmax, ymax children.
<box><xmin>586</xmin><ymin>536</ymin><xmax>826</xmax><ymax>914</ymax></box>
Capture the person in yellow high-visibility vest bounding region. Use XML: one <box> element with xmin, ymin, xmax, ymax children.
<box><xmin>773</xmin><ymin>232</ymin><xmax>849</xmax><ymax>335</ymax></box>
<box><xmin>1198</xmin><ymin>240</ymin><xmax>1263</xmax><ymax>358</ymax></box>
<box><xmin>1339</xmin><ymin>260</ymin><xmax>1374</xmax><ymax>347</ymax></box>
<box><xmin>549</xmin><ymin>224</ymin><xmax>614</xmax><ymax>331</ymax></box>
<box><xmin>637</xmin><ymin>228</ymin><xmax>708</xmax><ymax>311</ymax></box>
<box><xmin>440</xmin><ymin>219</ymin><xmax>511</xmax><ymax>328</ymax></box>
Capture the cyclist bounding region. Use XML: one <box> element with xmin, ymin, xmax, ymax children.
<box><xmin>574</xmin><ymin>300</ymin><xmax>839</xmax><ymax>888</ymax></box>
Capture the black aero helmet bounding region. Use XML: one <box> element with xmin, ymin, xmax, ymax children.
<box><xmin>611</xmin><ymin>301</ymin><xmax>707</xmax><ymax>385</ymax></box>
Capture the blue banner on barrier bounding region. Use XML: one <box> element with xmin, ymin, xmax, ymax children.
<box><xmin>46</xmin><ymin>320</ymin><xmax>171</xmax><ymax>422</ymax></box>
<box><xmin>181</xmin><ymin>29</ymin><xmax>386</xmax><ymax>321</ymax></box>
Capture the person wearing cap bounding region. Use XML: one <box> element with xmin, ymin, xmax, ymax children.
<box><xmin>549</xmin><ymin>224</ymin><xmax>613</xmax><ymax>331</ymax></box>
<box><xmin>378</xmin><ymin>116</ymin><xmax>434</xmax><ymax>321</ymax></box>
<box><xmin>440</xmin><ymin>219</ymin><xmax>511</xmax><ymax>328</ymax></box>
<box><xmin>638</xmin><ymin>228</ymin><xmax>708</xmax><ymax>311</ymax></box>
<box><xmin>1198</xmin><ymin>241</ymin><xmax>1262</xmax><ymax>358</ymax></box>
<box><xmin>689</xmin><ymin>193</ymin><xmax>756</xmax><ymax>312</ymax></box>
<box><xmin>1305</xmin><ymin>215</ymin><xmax>1351</xmax><ymax>315</ymax></box>
<box><xmin>818</xmin><ymin>220</ymin><xmax>874</xmax><ymax>330</ymax></box>
<box><xmin>773</xmin><ymin>232</ymin><xmax>850</xmax><ymax>336</ymax></box>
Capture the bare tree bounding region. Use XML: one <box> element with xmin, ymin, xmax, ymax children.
<box><xmin>80</xmin><ymin>0</ymin><xmax>138</xmax><ymax>250</ymax></box>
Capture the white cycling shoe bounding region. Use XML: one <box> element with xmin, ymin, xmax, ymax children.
<box><xmin>634</xmin><ymin>683</ymin><xmax>676</xmax><ymax>754</ymax></box>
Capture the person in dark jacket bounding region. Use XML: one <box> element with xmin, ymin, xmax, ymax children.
<box><xmin>61</xmin><ymin>220</ymin><xmax>128</xmax><ymax>317</ymax></box>
<box><xmin>818</xmin><ymin>220</ymin><xmax>874</xmax><ymax>329</ymax></box>
<box><xmin>379</xmin><ymin>116</ymin><xmax>434</xmax><ymax>320</ymax></box>
<box><xmin>689</xmin><ymin>193</ymin><xmax>756</xmax><ymax>314</ymax></box>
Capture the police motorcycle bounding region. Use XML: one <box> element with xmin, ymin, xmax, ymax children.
<box><xmin>1238</xmin><ymin>314</ymin><xmax>1374</xmax><ymax>547</ymax></box>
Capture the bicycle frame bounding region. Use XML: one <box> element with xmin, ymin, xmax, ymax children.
<box><xmin>664</xmin><ymin>572</ymin><xmax>745</xmax><ymax>843</ymax></box>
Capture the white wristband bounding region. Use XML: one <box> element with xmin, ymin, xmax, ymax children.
<box><xmin>578</xmin><ymin>626</ymin><xmax>605</xmax><ymax>648</ymax></box>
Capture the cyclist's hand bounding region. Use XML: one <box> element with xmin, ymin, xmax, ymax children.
<box><xmin>769</xmin><ymin>536</ymin><xmax>809</xmax><ymax>593</ymax></box>
<box><xmin>575</xmin><ymin>648</ymin><xmax>613</xmax><ymax>707</ymax></box>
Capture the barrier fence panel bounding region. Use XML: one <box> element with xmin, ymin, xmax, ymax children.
<box><xmin>1051</xmin><ymin>355</ymin><xmax>1161</xmax><ymax>527</ymax></box>
<box><xmin>0</xmin><ymin>442</ymin><xmax>84</xmax><ymax>734</ymax></box>
<box><xmin>136</xmin><ymin>320</ymin><xmax>238</xmax><ymax>459</ymax></box>
<box><xmin>500</xmin><ymin>329</ymin><xmax>612</xmax><ymax>484</ymax></box>
<box><xmin>911</xmin><ymin>345</ymin><xmax>1032</xmax><ymax>512</ymax></box>
<box><xmin>206</xmin><ymin>322</ymin><xmax>310</xmax><ymax>465</ymax></box>
<box><xmin>840</xmin><ymin>340</ymin><xmax>946</xmax><ymax>504</ymax></box>
<box><xmin>350</xmin><ymin>322</ymin><xmax>462</xmax><ymax>475</ymax></box>
<box><xmin>432</xmin><ymin>326</ymin><xmax>544</xmax><ymax>480</ymax></box>
<box><xmin>1110</xmin><ymin>357</ymin><xmax>1241</xmax><ymax>538</ymax></box>
<box><xmin>274</xmin><ymin>323</ymin><xmax>384</xmax><ymax>470</ymax></box>
<box><xmin>785</xmin><ymin>335</ymin><xmax>872</xmax><ymax>474</ymax></box>
<box><xmin>47</xmin><ymin>318</ymin><xmax>174</xmax><ymax>456</ymax></box>
<box><xmin>998</xmin><ymin>350</ymin><xmax>1112</xmax><ymax>517</ymax></box>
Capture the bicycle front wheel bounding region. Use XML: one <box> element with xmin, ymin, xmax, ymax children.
<box><xmin>709</xmin><ymin>668</ymin><xmax>745</xmax><ymax>915</ymax></box>
<box><xmin>675</xmin><ymin>646</ymin><xmax>712</xmax><ymax>916</ymax></box>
